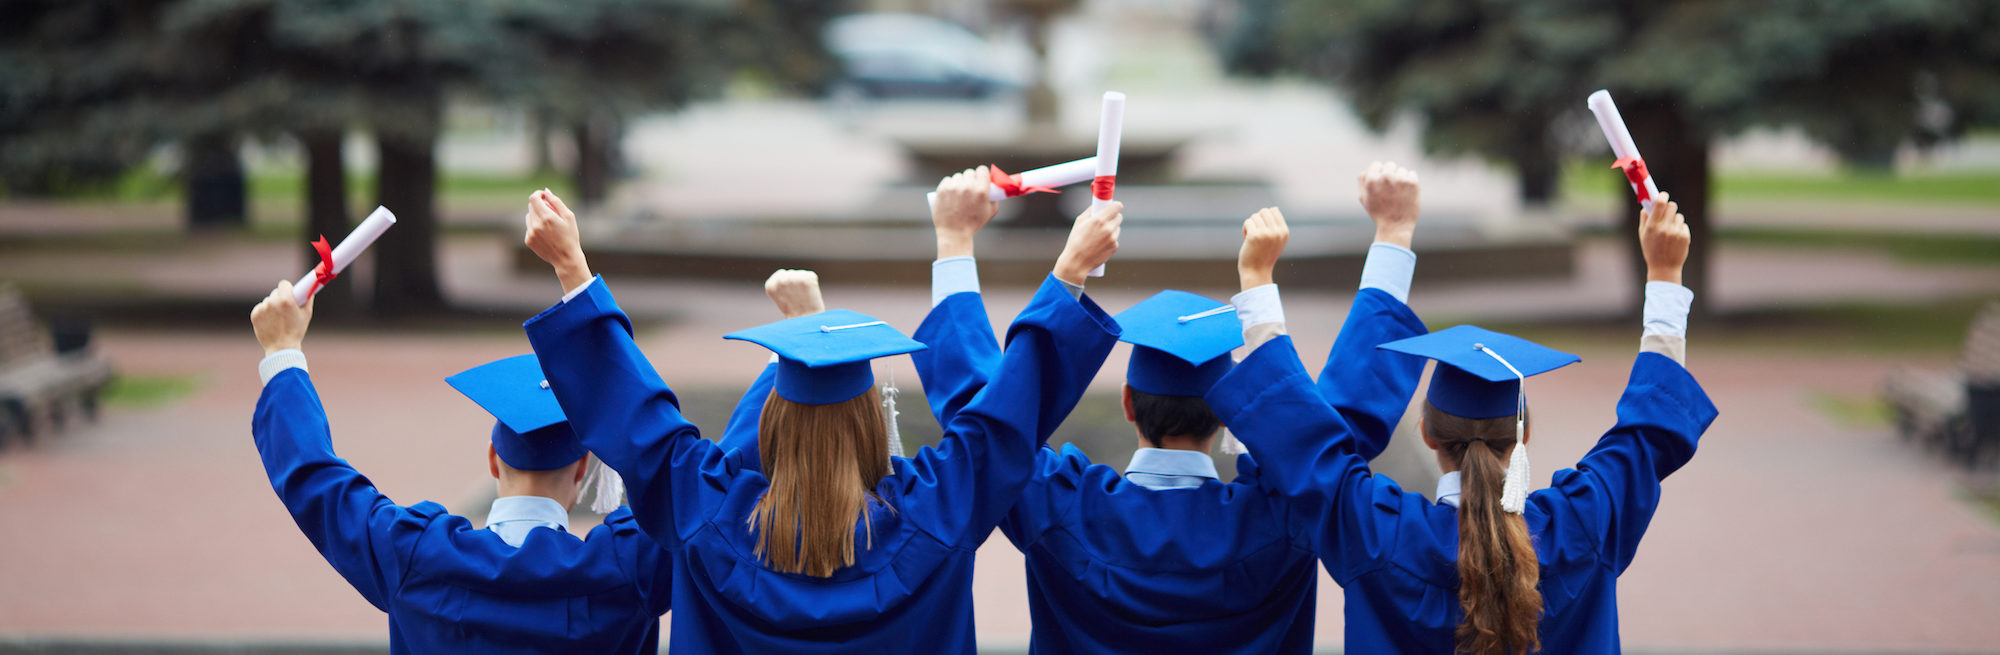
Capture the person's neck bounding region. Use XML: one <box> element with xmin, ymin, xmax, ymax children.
<box><xmin>496</xmin><ymin>480</ymin><xmax>574</xmax><ymax>510</ymax></box>
<box><xmin>1147</xmin><ymin>434</ymin><xmax>1214</xmax><ymax>453</ymax></box>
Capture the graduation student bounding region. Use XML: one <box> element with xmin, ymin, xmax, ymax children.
<box><xmin>1207</xmin><ymin>193</ymin><xmax>1719</xmax><ymax>654</ymax></box>
<box><xmin>516</xmin><ymin>189</ymin><xmax>1126</xmax><ymax>653</ymax></box>
<box><xmin>248</xmin><ymin>282</ymin><xmax>673</xmax><ymax>654</ymax></box>
<box><xmin>874</xmin><ymin>165</ymin><xmax>1432</xmax><ymax>653</ymax></box>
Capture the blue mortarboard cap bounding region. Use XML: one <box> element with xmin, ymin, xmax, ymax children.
<box><xmin>1378</xmin><ymin>325</ymin><xmax>1580</xmax><ymax>419</ymax></box>
<box><xmin>445</xmin><ymin>354</ymin><xmax>586</xmax><ymax>471</ymax></box>
<box><xmin>724</xmin><ymin>309</ymin><xmax>927</xmax><ymax>405</ymax></box>
<box><xmin>1115</xmin><ymin>290</ymin><xmax>1242</xmax><ymax>397</ymax></box>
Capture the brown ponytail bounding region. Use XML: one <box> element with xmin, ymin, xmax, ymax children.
<box><xmin>1425</xmin><ymin>401</ymin><xmax>1542</xmax><ymax>655</ymax></box>
<box><xmin>753</xmin><ymin>387</ymin><xmax>893</xmax><ymax>577</ymax></box>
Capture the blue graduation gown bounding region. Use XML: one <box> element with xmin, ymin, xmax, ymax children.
<box><xmin>1206</xmin><ymin>336</ymin><xmax>1719</xmax><ymax>654</ymax></box>
<box><xmin>523</xmin><ymin>275</ymin><xmax>1119</xmax><ymax>654</ymax></box>
<box><xmin>250</xmin><ymin>369</ymin><xmax>672</xmax><ymax>655</ymax></box>
<box><xmin>904</xmin><ymin>288</ymin><xmax>1427</xmax><ymax>653</ymax></box>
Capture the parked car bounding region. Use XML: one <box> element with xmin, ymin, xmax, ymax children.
<box><xmin>823</xmin><ymin>13</ymin><xmax>1018</xmax><ymax>100</ymax></box>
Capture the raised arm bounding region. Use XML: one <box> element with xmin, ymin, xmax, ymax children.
<box><xmin>249</xmin><ymin>281</ymin><xmax>421</xmax><ymax>610</ymax></box>
<box><xmin>894</xmin><ymin>201</ymin><xmax>1123</xmax><ymax>543</ymax></box>
<box><xmin>1549</xmin><ymin>193</ymin><xmax>1716</xmax><ymax>572</ymax></box>
<box><xmin>912</xmin><ymin>167</ymin><xmax>1005</xmax><ymax>426</ymax></box>
<box><xmin>520</xmin><ymin>190</ymin><xmax>717</xmax><ymax>548</ymax></box>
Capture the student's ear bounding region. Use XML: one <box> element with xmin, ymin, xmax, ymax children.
<box><xmin>1121</xmin><ymin>385</ymin><xmax>1137</xmax><ymax>423</ymax></box>
<box><xmin>1419</xmin><ymin>418</ymin><xmax>1440</xmax><ymax>452</ymax></box>
<box><xmin>572</xmin><ymin>456</ymin><xmax>590</xmax><ymax>484</ymax></box>
<box><xmin>488</xmin><ymin>445</ymin><xmax>502</xmax><ymax>479</ymax></box>
<box><xmin>1522</xmin><ymin>422</ymin><xmax>1532</xmax><ymax>446</ymax></box>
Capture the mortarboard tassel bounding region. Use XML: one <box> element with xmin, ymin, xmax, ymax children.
<box><xmin>1217</xmin><ymin>427</ymin><xmax>1247</xmax><ymax>456</ymax></box>
<box><xmin>582</xmin><ymin>456</ymin><xmax>625</xmax><ymax>514</ymax></box>
<box><xmin>1474</xmin><ymin>344</ymin><xmax>1531</xmax><ymax>514</ymax></box>
<box><xmin>882</xmin><ymin>365</ymin><xmax>905</xmax><ymax>459</ymax></box>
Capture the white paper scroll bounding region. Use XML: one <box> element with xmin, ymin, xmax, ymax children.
<box><xmin>291</xmin><ymin>205</ymin><xmax>397</xmax><ymax>306</ymax></box>
<box><xmin>1088</xmin><ymin>91</ymin><xmax>1125</xmax><ymax>277</ymax></box>
<box><xmin>1586</xmin><ymin>90</ymin><xmax>1660</xmax><ymax>209</ymax></box>
<box><xmin>924</xmin><ymin>157</ymin><xmax>1099</xmax><ymax>209</ymax></box>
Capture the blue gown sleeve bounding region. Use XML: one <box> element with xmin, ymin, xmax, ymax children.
<box><xmin>1545</xmin><ymin>352</ymin><xmax>1718</xmax><ymax>574</ymax></box>
<box><xmin>251</xmin><ymin>368</ymin><xmax>426</xmax><ymax>611</ymax></box>
<box><xmin>910</xmin><ymin>291</ymin><xmax>1003</xmax><ymax>428</ymax></box>
<box><xmin>891</xmin><ymin>275</ymin><xmax>1119</xmax><ymax>544</ymax></box>
<box><xmin>1314</xmin><ymin>288</ymin><xmax>1428</xmax><ymax>460</ymax></box>
<box><xmin>524</xmin><ymin>276</ymin><xmax>724</xmax><ymax>549</ymax></box>
<box><xmin>714</xmin><ymin>362</ymin><xmax>778</xmax><ymax>472</ymax></box>
<box><xmin>1206</xmin><ymin>335</ymin><xmax>1394</xmax><ymax>579</ymax></box>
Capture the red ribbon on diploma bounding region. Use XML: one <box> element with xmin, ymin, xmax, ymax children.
<box><xmin>988</xmin><ymin>165</ymin><xmax>1059</xmax><ymax>198</ymax></box>
<box><xmin>1091</xmin><ymin>175</ymin><xmax>1116</xmax><ymax>201</ymax></box>
<box><xmin>1611</xmin><ymin>157</ymin><xmax>1651</xmax><ymax>203</ymax></box>
<box><xmin>310</xmin><ymin>235</ymin><xmax>337</xmax><ymax>294</ymax></box>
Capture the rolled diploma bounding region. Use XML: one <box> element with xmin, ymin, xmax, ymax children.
<box><xmin>1586</xmin><ymin>90</ymin><xmax>1660</xmax><ymax>209</ymax></box>
<box><xmin>923</xmin><ymin>157</ymin><xmax>1098</xmax><ymax>208</ymax></box>
<box><xmin>1087</xmin><ymin>91</ymin><xmax>1125</xmax><ymax>277</ymax></box>
<box><xmin>291</xmin><ymin>205</ymin><xmax>398</xmax><ymax>306</ymax></box>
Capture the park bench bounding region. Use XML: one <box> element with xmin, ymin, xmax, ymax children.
<box><xmin>1883</xmin><ymin>301</ymin><xmax>2000</xmax><ymax>468</ymax></box>
<box><xmin>0</xmin><ymin>286</ymin><xmax>113</xmax><ymax>446</ymax></box>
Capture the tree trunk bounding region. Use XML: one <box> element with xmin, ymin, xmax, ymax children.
<box><xmin>1514</xmin><ymin>150</ymin><xmax>1559</xmax><ymax>209</ymax></box>
<box><xmin>1620</xmin><ymin>98</ymin><xmax>1713</xmax><ymax>320</ymax></box>
<box><xmin>371</xmin><ymin>128</ymin><xmax>445</xmax><ymax>315</ymax></box>
<box><xmin>1512</xmin><ymin>121</ymin><xmax>1559</xmax><ymax>208</ymax></box>
<box><xmin>184</xmin><ymin>132</ymin><xmax>248</xmax><ymax>231</ymax></box>
<box><xmin>300</xmin><ymin>129</ymin><xmax>356</xmax><ymax>313</ymax></box>
<box><xmin>570</xmin><ymin>118</ymin><xmax>611</xmax><ymax>208</ymax></box>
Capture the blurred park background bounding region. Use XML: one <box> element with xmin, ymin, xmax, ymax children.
<box><xmin>2</xmin><ymin>0</ymin><xmax>1999</xmax><ymax>652</ymax></box>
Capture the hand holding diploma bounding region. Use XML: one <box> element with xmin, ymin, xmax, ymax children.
<box><xmin>1088</xmin><ymin>91</ymin><xmax>1126</xmax><ymax>277</ymax></box>
<box><xmin>1638</xmin><ymin>192</ymin><xmax>1690</xmax><ymax>285</ymax></box>
<box><xmin>291</xmin><ymin>206</ymin><xmax>397</xmax><ymax>306</ymax></box>
<box><xmin>924</xmin><ymin>157</ymin><xmax>1098</xmax><ymax>209</ymax></box>
<box><xmin>1054</xmin><ymin>200</ymin><xmax>1121</xmax><ymax>288</ymax></box>
<box><xmin>253</xmin><ymin>281</ymin><xmax>313</xmax><ymax>356</ymax></box>
<box><xmin>1586</xmin><ymin>90</ymin><xmax>1662</xmax><ymax>209</ymax></box>
<box><xmin>932</xmin><ymin>167</ymin><xmax>1000</xmax><ymax>259</ymax></box>
<box><xmin>524</xmin><ymin>189</ymin><xmax>593</xmax><ymax>293</ymax></box>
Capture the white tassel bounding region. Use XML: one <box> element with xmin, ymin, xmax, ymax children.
<box><xmin>1500</xmin><ymin>416</ymin><xmax>1530</xmax><ymax>514</ymax></box>
<box><xmin>882</xmin><ymin>365</ymin><xmax>905</xmax><ymax>459</ymax></box>
<box><xmin>1218</xmin><ymin>427</ymin><xmax>1247</xmax><ymax>455</ymax></box>
<box><xmin>582</xmin><ymin>456</ymin><xmax>625</xmax><ymax>514</ymax></box>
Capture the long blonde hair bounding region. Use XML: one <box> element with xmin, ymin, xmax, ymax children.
<box><xmin>752</xmin><ymin>387</ymin><xmax>892</xmax><ymax>577</ymax></box>
<box><xmin>1425</xmin><ymin>401</ymin><xmax>1542</xmax><ymax>655</ymax></box>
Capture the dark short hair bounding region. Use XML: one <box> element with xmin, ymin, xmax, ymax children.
<box><xmin>1130</xmin><ymin>387</ymin><xmax>1223</xmax><ymax>447</ymax></box>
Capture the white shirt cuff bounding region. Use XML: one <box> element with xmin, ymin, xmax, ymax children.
<box><xmin>561</xmin><ymin>276</ymin><xmax>600</xmax><ymax>303</ymax></box>
<box><xmin>932</xmin><ymin>256</ymin><xmax>980</xmax><ymax>307</ymax></box>
<box><xmin>259</xmin><ymin>349</ymin><xmax>308</xmax><ymax>386</ymax></box>
<box><xmin>1359</xmin><ymin>242</ymin><xmax>1416</xmax><ymax>303</ymax></box>
<box><xmin>1056</xmin><ymin>276</ymin><xmax>1084</xmax><ymax>300</ymax></box>
<box><xmin>1643</xmin><ymin>281</ymin><xmax>1694</xmax><ymax>338</ymax></box>
<box><xmin>1231</xmin><ymin>284</ymin><xmax>1286</xmax><ymax>332</ymax></box>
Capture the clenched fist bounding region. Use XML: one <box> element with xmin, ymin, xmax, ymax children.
<box><xmin>765</xmin><ymin>269</ymin><xmax>827</xmax><ymax>319</ymax></box>
<box><xmin>1054</xmin><ymin>202</ymin><xmax>1122</xmax><ymax>286</ymax></box>
<box><xmin>1358</xmin><ymin>161</ymin><xmax>1420</xmax><ymax>248</ymax></box>
<box><xmin>525</xmin><ymin>189</ymin><xmax>592</xmax><ymax>292</ymax></box>
<box><xmin>251</xmin><ymin>281</ymin><xmax>313</xmax><ymax>355</ymax></box>
<box><xmin>1238</xmin><ymin>207</ymin><xmax>1290</xmax><ymax>290</ymax></box>
<box><xmin>1639</xmin><ymin>192</ymin><xmax>1691</xmax><ymax>285</ymax></box>
<box><xmin>933</xmin><ymin>167</ymin><xmax>999</xmax><ymax>259</ymax></box>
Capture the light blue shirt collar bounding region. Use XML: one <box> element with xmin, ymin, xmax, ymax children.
<box><xmin>485</xmin><ymin>495</ymin><xmax>571</xmax><ymax>547</ymax></box>
<box><xmin>1124</xmin><ymin>448</ymin><xmax>1220</xmax><ymax>490</ymax></box>
<box><xmin>1436</xmin><ymin>471</ymin><xmax>1462</xmax><ymax>508</ymax></box>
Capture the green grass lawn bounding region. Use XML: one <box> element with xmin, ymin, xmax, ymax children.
<box><xmin>100</xmin><ymin>373</ymin><xmax>203</xmax><ymax>409</ymax></box>
<box><xmin>1719</xmin><ymin>227</ymin><xmax>2000</xmax><ymax>267</ymax></box>
<box><xmin>1563</xmin><ymin>163</ymin><xmax>2000</xmax><ymax>206</ymax></box>
<box><xmin>1475</xmin><ymin>295</ymin><xmax>1991</xmax><ymax>359</ymax></box>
